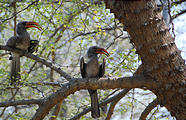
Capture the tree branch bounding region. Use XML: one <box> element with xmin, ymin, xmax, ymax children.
<box><xmin>0</xmin><ymin>45</ymin><xmax>71</xmax><ymax>80</ymax></box>
<box><xmin>28</xmin><ymin>81</ymin><xmax>62</xmax><ymax>87</ymax></box>
<box><xmin>0</xmin><ymin>45</ymin><xmax>156</xmax><ymax>119</ymax></box>
<box><xmin>106</xmin><ymin>90</ymin><xmax>130</xmax><ymax>120</ymax></box>
<box><xmin>172</xmin><ymin>9</ymin><xmax>186</xmax><ymax>20</ymax></box>
<box><xmin>105</xmin><ymin>89</ymin><xmax>130</xmax><ymax>120</ymax></box>
<box><xmin>70</xmin><ymin>89</ymin><xmax>130</xmax><ymax>120</ymax></box>
<box><xmin>32</xmin><ymin>76</ymin><xmax>154</xmax><ymax>120</ymax></box>
<box><xmin>139</xmin><ymin>98</ymin><xmax>158</xmax><ymax>120</ymax></box>
<box><xmin>0</xmin><ymin>74</ymin><xmax>153</xmax><ymax>119</ymax></box>
<box><xmin>50</xmin><ymin>101</ymin><xmax>63</xmax><ymax>120</ymax></box>
<box><xmin>0</xmin><ymin>99</ymin><xmax>42</xmax><ymax>107</ymax></box>
<box><xmin>172</xmin><ymin>0</ymin><xmax>186</xmax><ymax>6</ymax></box>
<box><xmin>105</xmin><ymin>101</ymin><xmax>118</xmax><ymax>120</ymax></box>
<box><xmin>49</xmin><ymin>5</ymin><xmax>91</xmax><ymax>39</ymax></box>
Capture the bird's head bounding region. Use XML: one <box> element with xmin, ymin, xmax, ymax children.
<box><xmin>16</xmin><ymin>21</ymin><xmax>42</xmax><ymax>33</ymax></box>
<box><xmin>87</xmin><ymin>46</ymin><xmax>109</xmax><ymax>58</ymax></box>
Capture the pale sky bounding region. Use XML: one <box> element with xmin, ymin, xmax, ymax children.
<box><xmin>174</xmin><ymin>13</ymin><xmax>186</xmax><ymax>60</ymax></box>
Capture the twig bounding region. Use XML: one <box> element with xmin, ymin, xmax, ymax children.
<box><xmin>172</xmin><ymin>9</ymin><xmax>186</xmax><ymax>20</ymax></box>
<box><xmin>13</xmin><ymin>0</ymin><xmax>16</xmax><ymax>36</ymax></box>
<box><xmin>105</xmin><ymin>100</ymin><xmax>117</xmax><ymax>120</ymax></box>
<box><xmin>105</xmin><ymin>89</ymin><xmax>130</xmax><ymax>120</ymax></box>
<box><xmin>0</xmin><ymin>53</ymin><xmax>9</xmax><ymax>58</ymax></box>
<box><xmin>0</xmin><ymin>45</ymin><xmax>72</xmax><ymax>81</ymax></box>
<box><xmin>148</xmin><ymin>105</ymin><xmax>159</xmax><ymax>120</ymax></box>
<box><xmin>172</xmin><ymin>0</ymin><xmax>186</xmax><ymax>6</ymax></box>
<box><xmin>111</xmin><ymin>48</ymin><xmax>133</xmax><ymax>74</ymax></box>
<box><xmin>139</xmin><ymin>98</ymin><xmax>158</xmax><ymax>120</ymax></box>
<box><xmin>0</xmin><ymin>0</ymin><xmax>39</xmax><ymax>23</ymax></box>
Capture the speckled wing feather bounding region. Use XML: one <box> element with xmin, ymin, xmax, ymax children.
<box><xmin>80</xmin><ymin>57</ymin><xmax>86</xmax><ymax>78</ymax></box>
<box><xmin>6</xmin><ymin>36</ymin><xmax>20</xmax><ymax>48</ymax></box>
<box><xmin>28</xmin><ymin>40</ymin><xmax>39</xmax><ymax>53</ymax></box>
<box><xmin>99</xmin><ymin>58</ymin><xmax>105</xmax><ymax>77</ymax></box>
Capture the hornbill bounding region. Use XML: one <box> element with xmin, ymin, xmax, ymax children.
<box><xmin>9</xmin><ymin>40</ymin><xmax>40</xmax><ymax>60</ymax></box>
<box><xmin>80</xmin><ymin>46</ymin><xmax>109</xmax><ymax>118</ymax></box>
<box><xmin>6</xmin><ymin>21</ymin><xmax>42</xmax><ymax>84</ymax></box>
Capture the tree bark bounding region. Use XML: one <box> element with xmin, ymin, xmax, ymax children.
<box><xmin>104</xmin><ymin>0</ymin><xmax>185</xmax><ymax>119</ymax></box>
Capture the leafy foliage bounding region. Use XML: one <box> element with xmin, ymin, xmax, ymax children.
<box><xmin>0</xmin><ymin>0</ymin><xmax>183</xmax><ymax>119</ymax></box>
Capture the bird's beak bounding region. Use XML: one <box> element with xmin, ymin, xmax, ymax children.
<box><xmin>96</xmin><ymin>48</ymin><xmax>110</xmax><ymax>57</ymax></box>
<box><xmin>25</xmin><ymin>21</ymin><xmax>42</xmax><ymax>31</ymax></box>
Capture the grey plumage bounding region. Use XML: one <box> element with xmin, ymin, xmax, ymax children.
<box><xmin>6</xmin><ymin>21</ymin><xmax>41</xmax><ymax>85</ymax></box>
<box><xmin>7</xmin><ymin>22</ymin><xmax>30</xmax><ymax>84</ymax></box>
<box><xmin>80</xmin><ymin>46</ymin><xmax>109</xmax><ymax>118</ymax></box>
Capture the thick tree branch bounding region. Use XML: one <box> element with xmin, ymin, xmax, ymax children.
<box><xmin>0</xmin><ymin>73</ymin><xmax>153</xmax><ymax>119</ymax></box>
<box><xmin>70</xmin><ymin>89</ymin><xmax>130</xmax><ymax>120</ymax></box>
<box><xmin>0</xmin><ymin>99</ymin><xmax>42</xmax><ymax>107</ymax></box>
<box><xmin>50</xmin><ymin>101</ymin><xmax>63</xmax><ymax>120</ymax></box>
<box><xmin>0</xmin><ymin>45</ymin><xmax>71</xmax><ymax>80</ymax></box>
<box><xmin>139</xmin><ymin>98</ymin><xmax>158</xmax><ymax>120</ymax></box>
<box><xmin>70</xmin><ymin>76</ymin><xmax>153</xmax><ymax>91</ymax></box>
<box><xmin>32</xmin><ymin>76</ymin><xmax>154</xmax><ymax>120</ymax></box>
<box><xmin>105</xmin><ymin>89</ymin><xmax>130</xmax><ymax>120</ymax></box>
<box><xmin>105</xmin><ymin>101</ymin><xmax>117</xmax><ymax>120</ymax></box>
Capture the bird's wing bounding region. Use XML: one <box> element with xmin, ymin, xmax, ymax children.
<box><xmin>6</xmin><ymin>36</ymin><xmax>20</xmax><ymax>48</ymax></box>
<box><xmin>28</xmin><ymin>40</ymin><xmax>39</xmax><ymax>53</ymax></box>
<box><xmin>99</xmin><ymin>58</ymin><xmax>105</xmax><ymax>77</ymax></box>
<box><xmin>6</xmin><ymin>36</ymin><xmax>21</xmax><ymax>60</ymax></box>
<box><xmin>80</xmin><ymin>57</ymin><xmax>86</xmax><ymax>78</ymax></box>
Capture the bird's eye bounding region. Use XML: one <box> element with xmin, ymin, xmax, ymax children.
<box><xmin>22</xmin><ymin>22</ymin><xmax>27</xmax><ymax>26</ymax></box>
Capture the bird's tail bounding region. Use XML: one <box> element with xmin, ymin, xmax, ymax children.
<box><xmin>88</xmin><ymin>89</ymin><xmax>100</xmax><ymax>118</ymax></box>
<box><xmin>10</xmin><ymin>53</ymin><xmax>21</xmax><ymax>85</ymax></box>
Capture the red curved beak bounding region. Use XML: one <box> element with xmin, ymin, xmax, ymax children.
<box><xmin>96</xmin><ymin>48</ymin><xmax>110</xmax><ymax>57</ymax></box>
<box><xmin>25</xmin><ymin>21</ymin><xmax>42</xmax><ymax>31</ymax></box>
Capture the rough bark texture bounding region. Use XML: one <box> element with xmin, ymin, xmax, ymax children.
<box><xmin>104</xmin><ymin>0</ymin><xmax>185</xmax><ymax>119</ymax></box>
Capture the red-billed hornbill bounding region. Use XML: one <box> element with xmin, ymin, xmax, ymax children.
<box><xmin>6</xmin><ymin>21</ymin><xmax>42</xmax><ymax>84</ymax></box>
<box><xmin>80</xmin><ymin>46</ymin><xmax>109</xmax><ymax>118</ymax></box>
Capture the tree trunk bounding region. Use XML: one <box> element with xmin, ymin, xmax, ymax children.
<box><xmin>104</xmin><ymin>0</ymin><xmax>186</xmax><ymax>119</ymax></box>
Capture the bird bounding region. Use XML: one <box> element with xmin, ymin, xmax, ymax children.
<box><xmin>8</xmin><ymin>40</ymin><xmax>40</xmax><ymax>61</ymax></box>
<box><xmin>80</xmin><ymin>46</ymin><xmax>109</xmax><ymax>118</ymax></box>
<box><xmin>6</xmin><ymin>21</ymin><xmax>42</xmax><ymax>85</ymax></box>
